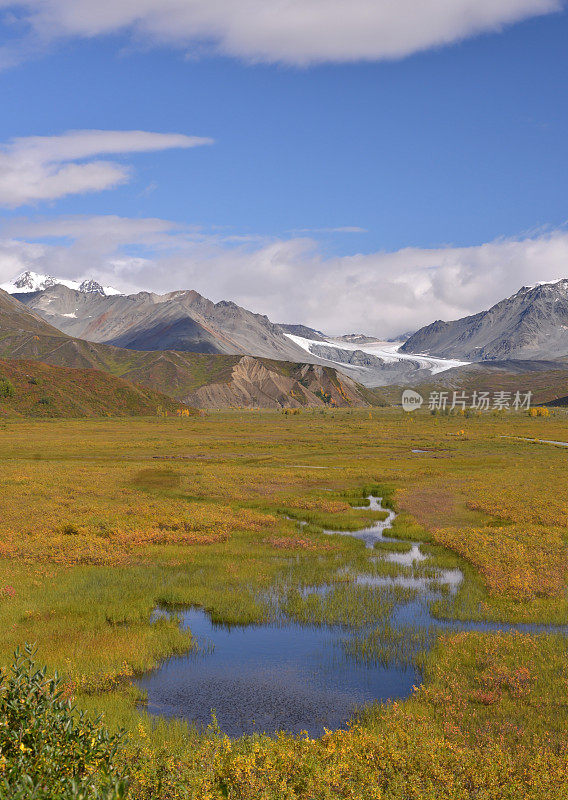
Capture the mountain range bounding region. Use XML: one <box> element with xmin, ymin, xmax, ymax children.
<box><xmin>0</xmin><ymin>285</ymin><xmax>373</xmax><ymax>411</ymax></box>
<box><xmin>2</xmin><ymin>271</ymin><xmax>467</xmax><ymax>387</ymax></box>
<box><xmin>401</xmin><ymin>280</ymin><xmax>568</xmax><ymax>362</ymax></box>
<box><xmin>5</xmin><ymin>271</ymin><xmax>312</xmax><ymax>361</ymax></box>
<box><xmin>3</xmin><ymin>271</ymin><xmax>568</xmax><ymax>410</ymax></box>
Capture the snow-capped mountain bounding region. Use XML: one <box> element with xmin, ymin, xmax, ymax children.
<box><xmin>0</xmin><ymin>271</ymin><xmax>122</xmax><ymax>297</ymax></box>
<box><xmin>401</xmin><ymin>278</ymin><xmax>568</xmax><ymax>361</ymax></box>
<box><xmin>6</xmin><ymin>278</ymin><xmax>313</xmax><ymax>364</ymax></box>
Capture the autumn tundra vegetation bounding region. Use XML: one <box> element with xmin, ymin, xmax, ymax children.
<box><xmin>2</xmin><ymin>408</ymin><xmax>568</xmax><ymax>798</ymax></box>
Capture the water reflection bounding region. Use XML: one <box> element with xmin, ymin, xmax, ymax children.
<box><xmin>138</xmin><ymin>607</ymin><xmax>417</xmax><ymax>737</ymax></box>
<box><xmin>137</xmin><ymin>496</ymin><xmax>566</xmax><ymax>737</ymax></box>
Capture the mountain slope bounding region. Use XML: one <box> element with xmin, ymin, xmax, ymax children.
<box><xmin>0</xmin><ymin>287</ymin><xmax>67</xmax><ymax>337</ymax></box>
<box><xmin>11</xmin><ymin>281</ymin><xmax>312</xmax><ymax>362</ymax></box>
<box><xmin>401</xmin><ymin>279</ymin><xmax>568</xmax><ymax>361</ymax></box>
<box><xmin>0</xmin><ymin>289</ymin><xmax>371</xmax><ymax>409</ymax></box>
<box><xmin>383</xmin><ymin>360</ymin><xmax>568</xmax><ymax>407</ymax></box>
<box><xmin>0</xmin><ymin>359</ymin><xmax>185</xmax><ymax>417</ymax></box>
<box><xmin>279</xmin><ymin>323</ymin><xmax>328</xmax><ymax>341</ymax></box>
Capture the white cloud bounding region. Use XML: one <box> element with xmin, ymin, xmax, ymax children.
<box><xmin>2</xmin><ymin>214</ymin><xmax>568</xmax><ymax>336</ymax></box>
<box><xmin>0</xmin><ymin>0</ymin><xmax>562</xmax><ymax>66</ymax></box>
<box><xmin>0</xmin><ymin>130</ymin><xmax>213</xmax><ymax>207</ymax></box>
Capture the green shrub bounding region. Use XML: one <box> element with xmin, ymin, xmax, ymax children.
<box><xmin>0</xmin><ymin>645</ymin><xmax>129</xmax><ymax>800</ymax></box>
<box><xmin>0</xmin><ymin>378</ymin><xmax>15</xmax><ymax>399</ymax></box>
<box><xmin>61</xmin><ymin>524</ymin><xmax>80</xmax><ymax>536</ymax></box>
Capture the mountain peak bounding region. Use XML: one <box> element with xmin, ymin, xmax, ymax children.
<box><xmin>518</xmin><ymin>278</ymin><xmax>568</xmax><ymax>294</ymax></box>
<box><xmin>78</xmin><ymin>279</ymin><xmax>106</xmax><ymax>295</ymax></box>
<box><xmin>2</xmin><ymin>271</ymin><xmax>58</xmax><ymax>293</ymax></box>
<box><xmin>0</xmin><ymin>271</ymin><xmax>122</xmax><ymax>297</ymax></box>
<box><xmin>402</xmin><ymin>278</ymin><xmax>568</xmax><ymax>362</ymax></box>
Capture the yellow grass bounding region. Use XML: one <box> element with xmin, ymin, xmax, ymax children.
<box><xmin>2</xmin><ymin>409</ymin><xmax>568</xmax><ymax>798</ymax></box>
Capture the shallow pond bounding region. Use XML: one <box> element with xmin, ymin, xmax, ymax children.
<box><xmin>137</xmin><ymin>607</ymin><xmax>418</xmax><ymax>738</ymax></box>
<box><xmin>136</xmin><ymin>496</ymin><xmax>567</xmax><ymax>737</ymax></box>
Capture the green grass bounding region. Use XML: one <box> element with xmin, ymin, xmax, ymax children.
<box><xmin>342</xmin><ymin>624</ymin><xmax>436</xmax><ymax>670</ymax></box>
<box><xmin>389</xmin><ymin>512</ymin><xmax>432</xmax><ymax>542</ymax></box>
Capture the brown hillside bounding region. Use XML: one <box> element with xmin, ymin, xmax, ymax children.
<box><xmin>0</xmin><ymin>290</ymin><xmax>373</xmax><ymax>409</ymax></box>
<box><xmin>0</xmin><ymin>359</ymin><xmax>188</xmax><ymax>418</ymax></box>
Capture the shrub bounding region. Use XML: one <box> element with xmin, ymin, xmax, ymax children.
<box><xmin>315</xmin><ymin>389</ymin><xmax>333</xmax><ymax>405</ymax></box>
<box><xmin>0</xmin><ymin>645</ymin><xmax>129</xmax><ymax>800</ymax></box>
<box><xmin>529</xmin><ymin>407</ymin><xmax>550</xmax><ymax>417</ymax></box>
<box><xmin>61</xmin><ymin>524</ymin><xmax>80</xmax><ymax>536</ymax></box>
<box><xmin>0</xmin><ymin>378</ymin><xmax>15</xmax><ymax>399</ymax></box>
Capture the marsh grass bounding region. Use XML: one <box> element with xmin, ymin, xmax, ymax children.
<box><xmin>282</xmin><ymin>584</ymin><xmax>395</xmax><ymax>627</ymax></box>
<box><xmin>275</xmin><ymin>506</ymin><xmax>389</xmax><ymax>531</ymax></box>
<box><xmin>367</xmin><ymin>559</ymin><xmax>413</xmax><ymax>578</ymax></box>
<box><xmin>3</xmin><ymin>411</ymin><xmax>568</xmax><ymax>797</ymax></box>
<box><xmin>389</xmin><ymin>512</ymin><xmax>432</xmax><ymax>542</ymax></box>
<box><xmin>342</xmin><ymin>624</ymin><xmax>437</xmax><ymax>670</ymax></box>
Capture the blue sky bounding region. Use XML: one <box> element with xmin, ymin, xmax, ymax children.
<box><xmin>0</xmin><ymin>0</ymin><xmax>566</xmax><ymax>335</ymax></box>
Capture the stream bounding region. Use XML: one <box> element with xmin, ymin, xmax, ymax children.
<box><xmin>136</xmin><ymin>496</ymin><xmax>567</xmax><ymax>737</ymax></box>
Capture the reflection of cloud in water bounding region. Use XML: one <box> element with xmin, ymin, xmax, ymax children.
<box><xmin>385</xmin><ymin>544</ymin><xmax>428</xmax><ymax>566</ymax></box>
<box><xmin>141</xmin><ymin>496</ymin><xmax>568</xmax><ymax>738</ymax></box>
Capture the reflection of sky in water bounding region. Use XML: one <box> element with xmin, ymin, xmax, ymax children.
<box><xmin>385</xmin><ymin>544</ymin><xmax>427</xmax><ymax>566</ymax></box>
<box><xmin>138</xmin><ymin>497</ymin><xmax>568</xmax><ymax>737</ymax></box>
<box><xmin>138</xmin><ymin>607</ymin><xmax>417</xmax><ymax>737</ymax></box>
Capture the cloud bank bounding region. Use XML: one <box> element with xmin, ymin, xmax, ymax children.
<box><xmin>0</xmin><ymin>130</ymin><xmax>212</xmax><ymax>207</ymax></box>
<box><xmin>0</xmin><ymin>0</ymin><xmax>562</xmax><ymax>66</ymax></box>
<box><xmin>1</xmin><ymin>215</ymin><xmax>567</xmax><ymax>337</ymax></box>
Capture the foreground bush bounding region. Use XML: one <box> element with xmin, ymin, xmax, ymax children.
<box><xmin>0</xmin><ymin>645</ymin><xmax>128</xmax><ymax>800</ymax></box>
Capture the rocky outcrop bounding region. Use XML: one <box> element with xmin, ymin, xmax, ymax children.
<box><xmin>278</xmin><ymin>323</ymin><xmax>328</xmax><ymax>341</ymax></box>
<box><xmin>308</xmin><ymin>344</ymin><xmax>387</xmax><ymax>367</ymax></box>
<box><xmin>186</xmin><ymin>356</ymin><xmax>369</xmax><ymax>409</ymax></box>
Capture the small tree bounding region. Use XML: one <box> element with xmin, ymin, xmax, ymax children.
<box><xmin>0</xmin><ymin>378</ymin><xmax>15</xmax><ymax>399</ymax></box>
<box><xmin>0</xmin><ymin>645</ymin><xmax>129</xmax><ymax>799</ymax></box>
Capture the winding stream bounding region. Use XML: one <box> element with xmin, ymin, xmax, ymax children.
<box><xmin>136</xmin><ymin>496</ymin><xmax>566</xmax><ymax>737</ymax></box>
